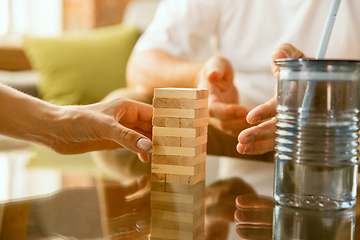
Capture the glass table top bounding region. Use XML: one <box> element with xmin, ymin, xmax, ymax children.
<box><xmin>0</xmin><ymin>140</ymin><xmax>359</xmax><ymax>240</ymax></box>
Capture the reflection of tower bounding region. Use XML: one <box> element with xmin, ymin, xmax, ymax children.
<box><xmin>150</xmin><ymin>88</ymin><xmax>209</xmax><ymax>240</ymax></box>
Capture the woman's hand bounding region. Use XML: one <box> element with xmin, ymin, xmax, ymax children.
<box><xmin>50</xmin><ymin>98</ymin><xmax>153</xmax><ymax>162</ymax></box>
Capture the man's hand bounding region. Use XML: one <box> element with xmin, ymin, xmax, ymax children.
<box><xmin>237</xmin><ymin>43</ymin><xmax>305</xmax><ymax>155</ymax></box>
<box><xmin>197</xmin><ymin>56</ymin><xmax>249</xmax><ymax>137</ymax></box>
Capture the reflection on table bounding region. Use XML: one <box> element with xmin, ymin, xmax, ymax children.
<box><xmin>0</xmin><ymin>144</ymin><xmax>359</xmax><ymax>239</ymax></box>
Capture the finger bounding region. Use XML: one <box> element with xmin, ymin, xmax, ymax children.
<box><xmin>206</xmin><ymin>56</ymin><xmax>233</xmax><ymax>83</ymax></box>
<box><xmin>246</xmin><ymin>97</ymin><xmax>277</xmax><ymax>124</ymax></box>
<box><xmin>209</xmin><ymin>102</ymin><xmax>248</xmax><ymax>120</ymax></box>
<box><xmin>117</xmin><ymin>99</ymin><xmax>153</xmax><ymax>123</ymax></box>
<box><xmin>123</xmin><ymin>176</ymin><xmax>148</xmax><ymax>196</ymax></box>
<box><xmin>235</xmin><ymin>223</ymin><xmax>272</xmax><ymax>239</ymax></box>
<box><xmin>238</xmin><ymin>118</ymin><xmax>277</xmax><ymax>144</ymax></box>
<box><xmin>136</xmin><ymin>103</ymin><xmax>153</xmax><ymax>122</ymax></box>
<box><xmin>210</xmin><ymin>117</ymin><xmax>250</xmax><ymax>137</ymax></box>
<box><xmin>135</xmin><ymin>120</ymin><xmax>153</xmax><ymax>133</ymax></box>
<box><xmin>234</xmin><ymin>208</ymin><xmax>273</xmax><ymax>225</ymax></box>
<box><xmin>271</xmin><ymin>43</ymin><xmax>305</xmax><ymax>77</ymax></box>
<box><xmin>138</xmin><ymin>152</ymin><xmax>150</xmax><ymax>163</ymax></box>
<box><xmin>111</xmin><ymin>124</ymin><xmax>152</xmax><ymax>162</ymax></box>
<box><xmin>237</xmin><ymin>139</ymin><xmax>275</xmax><ymax>155</ymax></box>
<box><xmin>235</xmin><ymin>194</ymin><xmax>274</xmax><ymax>209</ymax></box>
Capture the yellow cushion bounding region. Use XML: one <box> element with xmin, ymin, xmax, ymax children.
<box><xmin>24</xmin><ymin>24</ymin><xmax>139</xmax><ymax>105</ymax></box>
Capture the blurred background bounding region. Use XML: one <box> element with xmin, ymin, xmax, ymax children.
<box><xmin>0</xmin><ymin>0</ymin><xmax>163</xmax><ymax>202</ymax></box>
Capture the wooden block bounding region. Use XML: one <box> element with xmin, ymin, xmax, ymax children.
<box><xmin>152</xmin><ymin>154</ymin><xmax>206</xmax><ymax>167</ymax></box>
<box><xmin>181</xmin><ymin>117</ymin><xmax>209</xmax><ymax>128</ymax></box>
<box><xmin>154</xmin><ymin>108</ymin><xmax>208</xmax><ymax>119</ymax></box>
<box><xmin>180</xmin><ymin>99</ymin><xmax>208</xmax><ymax>109</ymax></box>
<box><xmin>151</xmin><ymin>197</ymin><xmax>204</xmax><ymax>214</ymax></box>
<box><xmin>151</xmin><ymin>207</ymin><xmax>204</xmax><ymax>224</ymax></box>
<box><xmin>154</xmin><ymin>88</ymin><xmax>209</xmax><ymax>100</ymax></box>
<box><xmin>152</xmin><ymin>162</ymin><xmax>205</xmax><ymax>176</ymax></box>
<box><xmin>195</xmin><ymin>108</ymin><xmax>208</xmax><ymax>118</ymax></box>
<box><xmin>179</xmin><ymin>152</ymin><xmax>207</xmax><ymax>166</ymax></box>
<box><xmin>165</xmin><ymin>137</ymin><xmax>181</xmax><ymax>146</ymax></box>
<box><xmin>153</xmin><ymin>127</ymin><xmax>197</xmax><ymax>138</ymax></box>
<box><xmin>153</xmin><ymin>145</ymin><xmax>205</xmax><ymax>157</ymax></box>
<box><xmin>181</xmin><ymin>135</ymin><xmax>207</xmax><ymax>147</ymax></box>
<box><xmin>151</xmin><ymin>214</ymin><xmax>204</xmax><ymax>232</ymax></box>
<box><xmin>151</xmin><ymin>182</ymin><xmax>166</xmax><ymax>192</ymax></box>
<box><xmin>150</xmin><ymin>225</ymin><xmax>204</xmax><ymax>240</ymax></box>
<box><xmin>167</xmin><ymin>98</ymin><xmax>181</xmax><ymax>108</ymax></box>
<box><xmin>153</xmin><ymin>98</ymin><xmax>167</xmax><ymax>108</ymax></box>
<box><xmin>153</xmin><ymin>136</ymin><xmax>166</xmax><ymax>146</ymax></box>
<box><xmin>152</xmin><ymin>155</ymin><xmax>180</xmax><ymax>165</ymax></box>
<box><xmin>197</xmin><ymin>126</ymin><xmax>208</xmax><ymax>137</ymax></box>
<box><xmin>193</xmin><ymin>162</ymin><xmax>206</xmax><ymax>175</ymax></box>
<box><xmin>151</xmin><ymin>191</ymin><xmax>203</xmax><ymax>205</ymax></box>
<box><xmin>165</xmin><ymin>181</ymin><xmax>205</xmax><ymax>194</ymax></box>
<box><xmin>152</xmin><ymin>154</ymin><xmax>167</xmax><ymax>163</ymax></box>
<box><xmin>151</xmin><ymin>218</ymin><xmax>180</xmax><ymax>231</ymax></box>
<box><xmin>202</xmin><ymin>144</ymin><xmax>207</xmax><ymax>154</ymax></box>
<box><xmin>165</xmin><ymin>118</ymin><xmax>180</xmax><ymax>128</ymax></box>
<box><xmin>153</xmin><ymin>117</ymin><xmax>166</xmax><ymax>127</ymax></box>
<box><xmin>166</xmin><ymin>170</ymin><xmax>206</xmax><ymax>185</ymax></box>
<box><xmin>152</xmin><ymin>164</ymin><xmax>196</xmax><ymax>176</ymax></box>
<box><xmin>150</xmin><ymin>228</ymin><xmax>195</xmax><ymax>240</ymax></box>
<box><xmin>152</xmin><ymin>173</ymin><xmax>166</xmax><ymax>182</ymax></box>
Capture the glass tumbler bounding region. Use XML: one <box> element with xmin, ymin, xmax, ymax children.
<box><xmin>274</xmin><ymin>59</ymin><xmax>360</xmax><ymax>210</ymax></box>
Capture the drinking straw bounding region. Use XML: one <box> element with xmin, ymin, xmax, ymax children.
<box><xmin>301</xmin><ymin>0</ymin><xmax>341</xmax><ymax>112</ymax></box>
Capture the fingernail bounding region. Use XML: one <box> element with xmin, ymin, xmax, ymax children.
<box><xmin>136</xmin><ymin>138</ymin><xmax>152</xmax><ymax>151</ymax></box>
<box><xmin>243</xmin><ymin>145</ymin><xmax>253</xmax><ymax>154</ymax></box>
<box><xmin>249</xmin><ymin>116</ymin><xmax>260</xmax><ymax>124</ymax></box>
<box><xmin>242</xmin><ymin>135</ymin><xmax>254</xmax><ymax>144</ymax></box>
<box><xmin>274</xmin><ymin>49</ymin><xmax>289</xmax><ymax>58</ymax></box>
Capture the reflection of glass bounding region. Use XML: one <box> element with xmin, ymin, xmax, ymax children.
<box><xmin>274</xmin><ymin>59</ymin><xmax>360</xmax><ymax>210</ymax></box>
<box><xmin>273</xmin><ymin>204</ymin><xmax>356</xmax><ymax>240</ymax></box>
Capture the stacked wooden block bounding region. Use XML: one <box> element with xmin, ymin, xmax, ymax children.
<box><xmin>150</xmin><ymin>88</ymin><xmax>209</xmax><ymax>240</ymax></box>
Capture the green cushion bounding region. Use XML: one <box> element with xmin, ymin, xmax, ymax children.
<box><xmin>24</xmin><ymin>24</ymin><xmax>139</xmax><ymax>105</ymax></box>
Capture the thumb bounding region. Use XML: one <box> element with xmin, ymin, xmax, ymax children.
<box><xmin>206</xmin><ymin>62</ymin><xmax>225</xmax><ymax>83</ymax></box>
<box><xmin>271</xmin><ymin>43</ymin><xmax>305</xmax><ymax>77</ymax></box>
<box><xmin>112</xmin><ymin>124</ymin><xmax>152</xmax><ymax>162</ymax></box>
<box><xmin>206</xmin><ymin>56</ymin><xmax>234</xmax><ymax>83</ymax></box>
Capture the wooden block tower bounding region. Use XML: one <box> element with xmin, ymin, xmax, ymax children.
<box><xmin>150</xmin><ymin>88</ymin><xmax>209</xmax><ymax>240</ymax></box>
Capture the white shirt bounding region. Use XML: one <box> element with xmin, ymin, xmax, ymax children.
<box><xmin>134</xmin><ymin>0</ymin><xmax>360</xmax><ymax>109</ymax></box>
